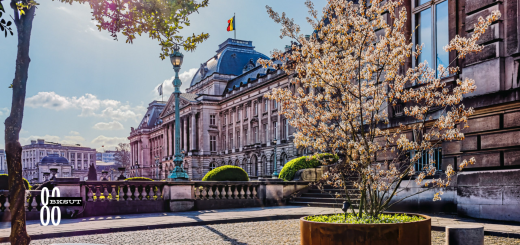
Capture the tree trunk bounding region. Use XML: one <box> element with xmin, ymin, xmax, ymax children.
<box><xmin>5</xmin><ymin>3</ymin><xmax>36</xmax><ymax>245</ymax></box>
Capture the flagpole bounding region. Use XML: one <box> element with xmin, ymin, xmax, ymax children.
<box><xmin>234</xmin><ymin>13</ymin><xmax>236</xmax><ymax>39</ymax></box>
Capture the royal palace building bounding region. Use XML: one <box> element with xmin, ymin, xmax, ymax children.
<box><xmin>129</xmin><ymin>38</ymin><xmax>300</xmax><ymax>180</ymax></box>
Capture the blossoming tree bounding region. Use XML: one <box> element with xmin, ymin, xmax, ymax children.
<box><xmin>261</xmin><ymin>0</ymin><xmax>500</xmax><ymax>218</ymax></box>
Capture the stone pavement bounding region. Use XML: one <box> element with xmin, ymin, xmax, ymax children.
<box><xmin>0</xmin><ymin>206</ymin><xmax>519</xmax><ymax>242</ymax></box>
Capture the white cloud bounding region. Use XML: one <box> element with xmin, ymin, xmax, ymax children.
<box><xmin>69</xmin><ymin>131</ymin><xmax>80</xmax><ymax>135</ymax></box>
<box><xmin>91</xmin><ymin>135</ymin><xmax>129</xmax><ymax>151</ymax></box>
<box><xmin>26</xmin><ymin>92</ymin><xmax>146</xmax><ymax>122</ymax></box>
<box><xmin>20</xmin><ymin>132</ymin><xmax>86</xmax><ymax>146</ymax></box>
<box><xmin>93</xmin><ymin>121</ymin><xmax>124</xmax><ymax>130</ymax></box>
<box><xmin>152</xmin><ymin>68</ymin><xmax>198</xmax><ymax>99</ymax></box>
<box><xmin>0</xmin><ymin>108</ymin><xmax>9</xmax><ymax>117</ymax></box>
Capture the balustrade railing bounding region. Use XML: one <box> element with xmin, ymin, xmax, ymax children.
<box><xmin>83</xmin><ymin>181</ymin><xmax>164</xmax><ymax>202</ymax></box>
<box><xmin>193</xmin><ymin>182</ymin><xmax>259</xmax><ymax>200</ymax></box>
<box><xmin>0</xmin><ymin>190</ymin><xmax>42</xmax><ymax>213</ymax></box>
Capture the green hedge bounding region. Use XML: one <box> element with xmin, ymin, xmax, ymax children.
<box><xmin>202</xmin><ymin>165</ymin><xmax>249</xmax><ymax>181</ymax></box>
<box><xmin>125</xmin><ymin>177</ymin><xmax>154</xmax><ymax>181</ymax></box>
<box><xmin>278</xmin><ymin>153</ymin><xmax>339</xmax><ymax>181</ymax></box>
<box><xmin>0</xmin><ymin>174</ymin><xmax>31</xmax><ymax>190</ymax></box>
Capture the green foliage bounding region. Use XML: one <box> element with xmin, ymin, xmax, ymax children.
<box><xmin>0</xmin><ymin>1</ymin><xmax>13</xmax><ymax>38</ymax></box>
<box><xmin>278</xmin><ymin>153</ymin><xmax>339</xmax><ymax>181</ymax></box>
<box><xmin>0</xmin><ymin>174</ymin><xmax>31</xmax><ymax>190</ymax></box>
<box><xmin>202</xmin><ymin>165</ymin><xmax>249</xmax><ymax>181</ymax></box>
<box><xmin>305</xmin><ymin>213</ymin><xmax>424</xmax><ymax>224</ymax></box>
<box><xmin>125</xmin><ymin>177</ymin><xmax>154</xmax><ymax>181</ymax></box>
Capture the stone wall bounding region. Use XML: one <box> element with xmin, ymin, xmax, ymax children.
<box><xmin>457</xmin><ymin>169</ymin><xmax>520</xmax><ymax>222</ymax></box>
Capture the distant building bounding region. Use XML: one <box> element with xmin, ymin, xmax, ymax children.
<box><xmin>96</xmin><ymin>150</ymin><xmax>117</xmax><ymax>164</ymax></box>
<box><xmin>0</xmin><ymin>150</ymin><xmax>5</xmax><ymax>174</ymax></box>
<box><xmin>22</xmin><ymin>139</ymin><xmax>97</xmax><ymax>182</ymax></box>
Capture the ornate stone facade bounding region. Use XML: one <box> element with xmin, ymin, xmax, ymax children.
<box><xmin>21</xmin><ymin>139</ymin><xmax>97</xmax><ymax>182</ymax></box>
<box><xmin>0</xmin><ymin>149</ymin><xmax>5</xmax><ymax>174</ymax></box>
<box><xmin>129</xmin><ymin>39</ymin><xmax>301</xmax><ymax>180</ymax></box>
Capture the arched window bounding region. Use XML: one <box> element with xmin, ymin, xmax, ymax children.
<box><xmin>280</xmin><ymin>153</ymin><xmax>287</xmax><ymax>171</ymax></box>
<box><xmin>261</xmin><ymin>156</ymin><xmax>267</xmax><ymax>176</ymax></box>
<box><xmin>270</xmin><ymin>155</ymin><xmax>275</xmax><ymax>174</ymax></box>
<box><xmin>209</xmin><ymin>162</ymin><xmax>217</xmax><ymax>171</ymax></box>
<box><xmin>228</xmin><ymin>160</ymin><xmax>233</xmax><ymax>166</ymax></box>
<box><xmin>242</xmin><ymin>158</ymin><xmax>248</xmax><ymax>175</ymax></box>
<box><xmin>235</xmin><ymin>159</ymin><xmax>240</xmax><ymax>167</ymax></box>
<box><xmin>251</xmin><ymin>155</ymin><xmax>258</xmax><ymax>177</ymax></box>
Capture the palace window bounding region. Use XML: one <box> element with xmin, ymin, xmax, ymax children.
<box><xmin>263</xmin><ymin>124</ymin><xmax>268</xmax><ymax>143</ymax></box>
<box><xmin>210</xmin><ymin>162</ymin><xmax>217</xmax><ymax>171</ymax></box>
<box><xmin>411</xmin><ymin>147</ymin><xmax>442</xmax><ymax>172</ymax></box>
<box><xmin>264</xmin><ymin>100</ymin><xmax>268</xmax><ymax>112</ymax></box>
<box><xmin>254</xmin><ymin>127</ymin><xmax>259</xmax><ymax>143</ymax></box>
<box><xmin>210</xmin><ymin>136</ymin><xmax>217</xmax><ymax>151</ymax></box>
<box><xmin>282</xmin><ymin>119</ymin><xmax>288</xmax><ymax>139</ymax></box>
<box><xmin>238</xmin><ymin>110</ymin><xmax>242</xmax><ymax>121</ymax></box>
<box><xmin>230</xmin><ymin>133</ymin><xmax>234</xmax><ymax>149</ymax></box>
<box><xmin>231</xmin><ymin>111</ymin><xmax>234</xmax><ymax>122</ymax></box>
<box><xmin>244</xmin><ymin>106</ymin><xmax>248</xmax><ymax>118</ymax></box>
<box><xmin>237</xmin><ymin>131</ymin><xmax>241</xmax><ymax>148</ymax></box>
<box><xmin>224</xmin><ymin>114</ymin><xmax>227</xmax><ymax>124</ymax></box>
<box><xmin>254</xmin><ymin>103</ymin><xmax>258</xmax><ymax>116</ymax></box>
<box><xmin>244</xmin><ymin>129</ymin><xmax>248</xmax><ymax>145</ymax></box>
<box><xmin>272</xmin><ymin>121</ymin><xmax>278</xmax><ymax>140</ymax></box>
<box><xmin>414</xmin><ymin>0</ymin><xmax>449</xmax><ymax>77</ymax></box>
<box><xmin>210</xmin><ymin>115</ymin><xmax>216</xmax><ymax>125</ymax></box>
<box><xmin>272</xmin><ymin>100</ymin><xmax>277</xmax><ymax>110</ymax></box>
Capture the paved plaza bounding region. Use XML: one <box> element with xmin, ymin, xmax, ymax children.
<box><xmin>0</xmin><ymin>206</ymin><xmax>519</xmax><ymax>243</ymax></box>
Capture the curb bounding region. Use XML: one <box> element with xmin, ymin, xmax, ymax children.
<box><xmin>1</xmin><ymin>216</ymin><xmax>519</xmax><ymax>242</ymax></box>
<box><xmin>0</xmin><ymin>214</ymin><xmax>309</xmax><ymax>243</ymax></box>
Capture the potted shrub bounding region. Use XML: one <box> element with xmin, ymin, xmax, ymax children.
<box><xmin>262</xmin><ymin>0</ymin><xmax>500</xmax><ymax>244</ymax></box>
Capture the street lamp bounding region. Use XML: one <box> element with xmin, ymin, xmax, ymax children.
<box><xmin>135</xmin><ymin>161</ymin><xmax>139</xmax><ymax>177</ymax></box>
<box><xmin>168</xmin><ymin>45</ymin><xmax>189</xmax><ymax>181</ymax></box>
<box><xmin>272</xmin><ymin>138</ymin><xmax>279</xmax><ymax>178</ymax></box>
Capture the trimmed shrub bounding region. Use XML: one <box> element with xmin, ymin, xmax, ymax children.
<box><xmin>278</xmin><ymin>153</ymin><xmax>339</xmax><ymax>181</ymax></box>
<box><xmin>202</xmin><ymin>165</ymin><xmax>249</xmax><ymax>181</ymax></box>
<box><xmin>0</xmin><ymin>174</ymin><xmax>31</xmax><ymax>190</ymax></box>
<box><xmin>125</xmin><ymin>177</ymin><xmax>154</xmax><ymax>181</ymax></box>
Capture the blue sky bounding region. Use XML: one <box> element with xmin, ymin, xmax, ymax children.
<box><xmin>0</xmin><ymin>0</ymin><xmax>326</xmax><ymax>151</ymax></box>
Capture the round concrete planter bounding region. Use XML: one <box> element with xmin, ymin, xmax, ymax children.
<box><xmin>300</xmin><ymin>213</ymin><xmax>431</xmax><ymax>245</ymax></box>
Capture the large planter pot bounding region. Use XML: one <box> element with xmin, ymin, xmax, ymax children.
<box><xmin>300</xmin><ymin>213</ymin><xmax>431</xmax><ymax>245</ymax></box>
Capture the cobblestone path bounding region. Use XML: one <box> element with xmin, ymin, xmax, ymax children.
<box><xmin>3</xmin><ymin>219</ymin><xmax>520</xmax><ymax>245</ymax></box>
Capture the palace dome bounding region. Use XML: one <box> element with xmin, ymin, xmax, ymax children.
<box><xmin>40</xmin><ymin>154</ymin><xmax>69</xmax><ymax>165</ymax></box>
<box><xmin>189</xmin><ymin>38</ymin><xmax>269</xmax><ymax>87</ymax></box>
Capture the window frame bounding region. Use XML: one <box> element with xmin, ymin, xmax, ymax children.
<box><xmin>210</xmin><ymin>114</ymin><xmax>216</xmax><ymax>125</ymax></box>
<box><xmin>412</xmin><ymin>0</ymin><xmax>449</xmax><ymax>78</ymax></box>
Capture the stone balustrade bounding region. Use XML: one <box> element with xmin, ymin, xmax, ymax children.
<box><xmin>83</xmin><ymin>181</ymin><xmax>164</xmax><ymax>202</ymax></box>
<box><xmin>193</xmin><ymin>182</ymin><xmax>259</xmax><ymax>200</ymax></box>
<box><xmin>0</xmin><ymin>190</ymin><xmax>43</xmax><ymax>221</ymax></box>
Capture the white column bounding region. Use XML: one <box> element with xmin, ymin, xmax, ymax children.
<box><xmin>191</xmin><ymin>113</ymin><xmax>196</xmax><ymax>151</ymax></box>
<box><xmin>81</xmin><ymin>153</ymin><xmax>84</xmax><ymax>169</ymax></box>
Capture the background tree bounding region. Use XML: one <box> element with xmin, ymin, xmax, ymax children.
<box><xmin>4</xmin><ymin>0</ymin><xmax>209</xmax><ymax>243</ymax></box>
<box><xmin>114</xmin><ymin>143</ymin><xmax>131</xmax><ymax>168</ymax></box>
<box><xmin>262</xmin><ymin>0</ymin><xmax>500</xmax><ymax>218</ymax></box>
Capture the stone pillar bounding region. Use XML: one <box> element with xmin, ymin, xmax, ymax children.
<box><xmin>191</xmin><ymin>113</ymin><xmax>196</xmax><ymax>151</ymax></box>
<box><xmin>163</xmin><ymin>182</ymin><xmax>194</xmax><ymax>212</ymax></box>
<box><xmin>239</xmin><ymin>107</ymin><xmax>244</xmax><ymax>150</ymax></box>
<box><xmin>183</xmin><ymin>117</ymin><xmax>188</xmax><ymax>152</ymax></box>
<box><xmin>81</xmin><ymin>153</ymin><xmax>84</xmax><ymax>169</ymax></box>
<box><xmin>171</xmin><ymin>122</ymin><xmax>175</xmax><ymax>156</ymax></box>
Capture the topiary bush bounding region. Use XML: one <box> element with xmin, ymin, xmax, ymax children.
<box><xmin>0</xmin><ymin>174</ymin><xmax>31</xmax><ymax>190</ymax></box>
<box><xmin>278</xmin><ymin>153</ymin><xmax>339</xmax><ymax>181</ymax></box>
<box><xmin>202</xmin><ymin>165</ymin><xmax>249</xmax><ymax>181</ymax></box>
<box><xmin>125</xmin><ymin>177</ymin><xmax>154</xmax><ymax>181</ymax></box>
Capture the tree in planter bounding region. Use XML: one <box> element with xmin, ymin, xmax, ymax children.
<box><xmin>262</xmin><ymin>0</ymin><xmax>500</xmax><ymax>219</ymax></box>
<box><xmin>4</xmin><ymin>0</ymin><xmax>209</xmax><ymax>243</ymax></box>
<box><xmin>114</xmin><ymin>143</ymin><xmax>131</xmax><ymax>168</ymax></box>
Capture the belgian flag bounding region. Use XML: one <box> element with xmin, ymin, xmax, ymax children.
<box><xmin>227</xmin><ymin>16</ymin><xmax>235</xmax><ymax>32</ymax></box>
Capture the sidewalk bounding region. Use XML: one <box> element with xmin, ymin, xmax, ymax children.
<box><xmin>0</xmin><ymin>206</ymin><xmax>519</xmax><ymax>242</ymax></box>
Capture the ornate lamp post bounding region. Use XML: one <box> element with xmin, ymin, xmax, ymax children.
<box><xmin>272</xmin><ymin>138</ymin><xmax>279</xmax><ymax>178</ymax></box>
<box><xmin>135</xmin><ymin>161</ymin><xmax>140</xmax><ymax>177</ymax></box>
<box><xmin>168</xmin><ymin>46</ymin><xmax>190</xmax><ymax>181</ymax></box>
